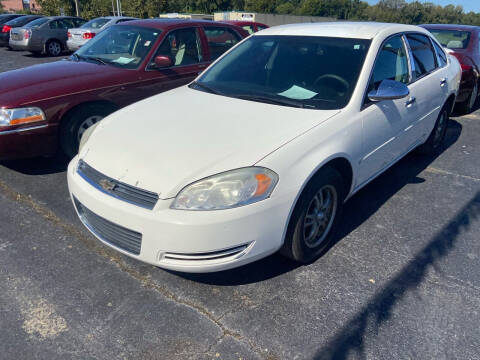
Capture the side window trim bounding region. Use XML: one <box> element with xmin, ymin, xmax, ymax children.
<box><xmin>404</xmin><ymin>32</ymin><xmax>439</xmax><ymax>82</ymax></box>
<box><xmin>431</xmin><ymin>36</ymin><xmax>448</xmax><ymax>68</ymax></box>
<box><xmin>402</xmin><ymin>34</ymin><xmax>416</xmax><ymax>83</ymax></box>
<box><xmin>361</xmin><ymin>32</ymin><xmax>410</xmax><ymax>109</ymax></box>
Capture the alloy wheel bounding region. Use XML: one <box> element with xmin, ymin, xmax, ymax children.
<box><xmin>303</xmin><ymin>185</ymin><xmax>338</xmax><ymax>248</ymax></box>
<box><xmin>77</xmin><ymin>115</ymin><xmax>103</xmax><ymax>142</ymax></box>
<box><xmin>48</xmin><ymin>41</ymin><xmax>61</xmax><ymax>56</ymax></box>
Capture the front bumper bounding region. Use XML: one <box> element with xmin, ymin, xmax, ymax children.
<box><xmin>67</xmin><ymin>156</ymin><xmax>291</xmax><ymax>273</ymax></box>
<box><xmin>0</xmin><ymin>124</ymin><xmax>58</xmax><ymax>160</ymax></box>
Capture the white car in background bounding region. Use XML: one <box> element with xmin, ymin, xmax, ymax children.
<box><xmin>67</xmin><ymin>16</ymin><xmax>136</xmax><ymax>51</ymax></box>
<box><xmin>68</xmin><ymin>22</ymin><xmax>461</xmax><ymax>273</ymax></box>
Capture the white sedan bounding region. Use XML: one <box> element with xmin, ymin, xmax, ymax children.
<box><xmin>67</xmin><ymin>22</ymin><xmax>461</xmax><ymax>272</ymax></box>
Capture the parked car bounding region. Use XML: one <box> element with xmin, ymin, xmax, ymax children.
<box><xmin>220</xmin><ymin>20</ymin><xmax>268</xmax><ymax>34</ymax></box>
<box><xmin>67</xmin><ymin>22</ymin><xmax>461</xmax><ymax>273</ymax></box>
<box><xmin>67</xmin><ymin>16</ymin><xmax>137</xmax><ymax>51</ymax></box>
<box><xmin>0</xmin><ymin>15</ymin><xmax>43</xmax><ymax>47</ymax></box>
<box><xmin>0</xmin><ymin>19</ymin><xmax>249</xmax><ymax>160</ymax></box>
<box><xmin>0</xmin><ymin>14</ymin><xmax>24</xmax><ymax>25</ymax></box>
<box><xmin>9</xmin><ymin>16</ymin><xmax>87</xmax><ymax>56</ymax></box>
<box><xmin>422</xmin><ymin>24</ymin><xmax>480</xmax><ymax>113</ymax></box>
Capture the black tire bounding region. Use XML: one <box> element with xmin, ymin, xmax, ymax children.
<box><xmin>59</xmin><ymin>103</ymin><xmax>117</xmax><ymax>159</ymax></box>
<box><xmin>46</xmin><ymin>39</ymin><xmax>62</xmax><ymax>57</ymax></box>
<box><xmin>458</xmin><ymin>81</ymin><xmax>478</xmax><ymax>114</ymax></box>
<box><xmin>281</xmin><ymin>167</ymin><xmax>345</xmax><ymax>263</ymax></box>
<box><xmin>416</xmin><ymin>105</ymin><xmax>449</xmax><ymax>155</ymax></box>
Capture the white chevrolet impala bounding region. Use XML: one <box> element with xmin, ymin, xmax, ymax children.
<box><xmin>68</xmin><ymin>22</ymin><xmax>461</xmax><ymax>272</ymax></box>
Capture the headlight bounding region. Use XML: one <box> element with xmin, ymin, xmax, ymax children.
<box><xmin>0</xmin><ymin>107</ymin><xmax>46</xmax><ymax>127</ymax></box>
<box><xmin>171</xmin><ymin>167</ymin><xmax>278</xmax><ymax>210</ymax></box>
<box><xmin>78</xmin><ymin>121</ymin><xmax>100</xmax><ymax>153</ymax></box>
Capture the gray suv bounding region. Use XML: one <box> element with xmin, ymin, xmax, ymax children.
<box><xmin>9</xmin><ymin>16</ymin><xmax>86</xmax><ymax>56</ymax></box>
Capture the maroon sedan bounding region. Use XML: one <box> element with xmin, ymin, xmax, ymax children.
<box><xmin>221</xmin><ymin>20</ymin><xmax>268</xmax><ymax>35</ymax></box>
<box><xmin>422</xmin><ymin>24</ymin><xmax>480</xmax><ymax>113</ymax></box>
<box><xmin>0</xmin><ymin>19</ymin><xmax>248</xmax><ymax>159</ymax></box>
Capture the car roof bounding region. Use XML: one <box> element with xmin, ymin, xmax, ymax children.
<box><xmin>221</xmin><ymin>20</ymin><xmax>267</xmax><ymax>26</ymax></box>
<box><xmin>43</xmin><ymin>16</ymin><xmax>84</xmax><ymax>20</ymax></box>
<box><xmin>421</xmin><ymin>24</ymin><xmax>479</xmax><ymax>32</ymax></box>
<box><xmin>256</xmin><ymin>21</ymin><xmax>430</xmax><ymax>39</ymax></box>
<box><xmin>120</xmin><ymin>18</ymin><xmax>235</xmax><ymax>30</ymax></box>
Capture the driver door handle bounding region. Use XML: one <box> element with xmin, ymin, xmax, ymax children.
<box><xmin>405</xmin><ymin>96</ymin><xmax>416</xmax><ymax>107</ymax></box>
<box><xmin>440</xmin><ymin>78</ymin><xmax>448</xmax><ymax>87</ymax></box>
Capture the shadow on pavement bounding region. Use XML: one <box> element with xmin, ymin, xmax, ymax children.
<box><xmin>314</xmin><ymin>190</ymin><xmax>480</xmax><ymax>360</ymax></box>
<box><xmin>0</xmin><ymin>152</ymin><xmax>69</xmax><ymax>175</ymax></box>
<box><xmin>174</xmin><ymin>120</ymin><xmax>462</xmax><ymax>285</ymax></box>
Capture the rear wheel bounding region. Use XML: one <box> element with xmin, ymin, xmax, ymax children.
<box><xmin>459</xmin><ymin>81</ymin><xmax>478</xmax><ymax>114</ymax></box>
<box><xmin>60</xmin><ymin>103</ymin><xmax>117</xmax><ymax>159</ymax></box>
<box><xmin>281</xmin><ymin>167</ymin><xmax>345</xmax><ymax>263</ymax></box>
<box><xmin>46</xmin><ymin>40</ymin><xmax>62</xmax><ymax>57</ymax></box>
<box><xmin>417</xmin><ymin>106</ymin><xmax>449</xmax><ymax>155</ymax></box>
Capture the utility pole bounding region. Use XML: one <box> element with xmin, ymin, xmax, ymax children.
<box><xmin>116</xmin><ymin>0</ymin><xmax>122</xmax><ymax>16</ymax></box>
<box><xmin>112</xmin><ymin>0</ymin><xmax>116</xmax><ymax>16</ymax></box>
<box><xmin>74</xmin><ymin>0</ymin><xmax>79</xmax><ymax>16</ymax></box>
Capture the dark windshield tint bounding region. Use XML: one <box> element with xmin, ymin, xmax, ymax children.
<box><xmin>81</xmin><ymin>18</ymin><xmax>110</xmax><ymax>29</ymax></box>
<box><xmin>195</xmin><ymin>35</ymin><xmax>370</xmax><ymax>110</ymax></box>
<box><xmin>429</xmin><ymin>30</ymin><xmax>471</xmax><ymax>49</ymax></box>
<box><xmin>76</xmin><ymin>25</ymin><xmax>161</xmax><ymax>69</ymax></box>
<box><xmin>25</xmin><ymin>17</ymin><xmax>49</xmax><ymax>28</ymax></box>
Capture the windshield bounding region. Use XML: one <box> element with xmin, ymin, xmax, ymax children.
<box><xmin>81</xmin><ymin>17</ymin><xmax>110</xmax><ymax>29</ymax></box>
<box><xmin>194</xmin><ymin>35</ymin><xmax>370</xmax><ymax>110</ymax></box>
<box><xmin>429</xmin><ymin>29</ymin><xmax>471</xmax><ymax>49</ymax></box>
<box><xmin>76</xmin><ymin>25</ymin><xmax>161</xmax><ymax>69</ymax></box>
<box><xmin>25</xmin><ymin>17</ymin><xmax>49</xmax><ymax>28</ymax></box>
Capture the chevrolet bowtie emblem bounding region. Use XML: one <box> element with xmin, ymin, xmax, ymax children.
<box><xmin>99</xmin><ymin>179</ymin><xmax>116</xmax><ymax>192</ymax></box>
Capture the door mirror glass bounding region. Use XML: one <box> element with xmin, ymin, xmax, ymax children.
<box><xmin>154</xmin><ymin>55</ymin><xmax>173</xmax><ymax>68</ymax></box>
<box><xmin>368</xmin><ymin>79</ymin><xmax>409</xmax><ymax>101</ymax></box>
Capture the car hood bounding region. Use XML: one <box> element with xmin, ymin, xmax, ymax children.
<box><xmin>81</xmin><ymin>86</ymin><xmax>340</xmax><ymax>199</ymax></box>
<box><xmin>0</xmin><ymin>60</ymin><xmax>123</xmax><ymax>107</ymax></box>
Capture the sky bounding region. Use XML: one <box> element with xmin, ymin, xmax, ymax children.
<box><xmin>366</xmin><ymin>0</ymin><xmax>480</xmax><ymax>13</ymax></box>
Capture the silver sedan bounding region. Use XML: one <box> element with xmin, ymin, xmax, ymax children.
<box><xmin>67</xmin><ymin>16</ymin><xmax>137</xmax><ymax>51</ymax></box>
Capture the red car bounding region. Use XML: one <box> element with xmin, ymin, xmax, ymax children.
<box><xmin>220</xmin><ymin>20</ymin><xmax>268</xmax><ymax>35</ymax></box>
<box><xmin>0</xmin><ymin>19</ymin><xmax>248</xmax><ymax>159</ymax></box>
<box><xmin>422</xmin><ymin>24</ymin><xmax>480</xmax><ymax>113</ymax></box>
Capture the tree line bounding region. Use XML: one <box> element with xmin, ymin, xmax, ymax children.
<box><xmin>2</xmin><ymin>0</ymin><xmax>480</xmax><ymax>26</ymax></box>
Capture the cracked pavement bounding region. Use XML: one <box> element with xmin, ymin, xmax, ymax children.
<box><xmin>1</xmin><ymin>47</ymin><xmax>480</xmax><ymax>360</ymax></box>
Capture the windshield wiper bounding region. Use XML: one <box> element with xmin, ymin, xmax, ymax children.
<box><xmin>234</xmin><ymin>94</ymin><xmax>306</xmax><ymax>108</ymax></box>
<box><xmin>189</xmin><ymin>81</ymin><xmax>221</xmax><ymax>95</ymax></box>
<box><xmin>85</xmin><ymin>56</ymin><xmax>110</xmax><ymax>65</ymax></box>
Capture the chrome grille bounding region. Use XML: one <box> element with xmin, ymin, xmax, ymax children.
<box><xmin>74</xmin><ymin>197</ymin><xmax>142</xmax><ymax>255</ymax></box>
<box><xmin>162</xmin><ymin>244</ymin><xmax>250</xmax><ymax>262</ymax></box>
<box><xmin>77</xmin><ymin>159</ymin><xmax>159</xmax><ymax>210</ymax></box>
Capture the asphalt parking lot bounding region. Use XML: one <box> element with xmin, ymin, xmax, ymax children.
<box><xmin>1</xmin><ymin>46</ymin><xmax>480</xmax><ymax>360</ymax></box>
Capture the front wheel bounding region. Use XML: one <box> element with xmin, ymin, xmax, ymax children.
<box><xmin>281</xmin><ymin>167</ymin><xmax>345</xmax><ymax>263</ymax></box>
<box><xmin>59</xmin><ymin>104</ymin><xmax>116</xmax><ymax>159</ymax></box>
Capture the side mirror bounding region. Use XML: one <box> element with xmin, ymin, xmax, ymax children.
<box><xmin>154</xmin><ymin>55</ymin><xmax>172</xmax><ymax>69</ymax></box>
<box><xmin>368</xmin><ymin>79</ymin><xmax>409</xmax><ymax>102</ymax></box>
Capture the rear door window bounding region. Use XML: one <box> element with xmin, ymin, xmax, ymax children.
<box><xmin>242</xmin><ymin>25</ymin><xmax>255</xmax><ymax>35</ymax></box>
<box><xmin>203</xmin><ymin>26</ymin><xmax>241</xmax><ymax>60</ymax></box>
<box><xmin>406</xmin><ymin>34</ymin><xmax>437</xmax><ymax>80</ymax></box>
